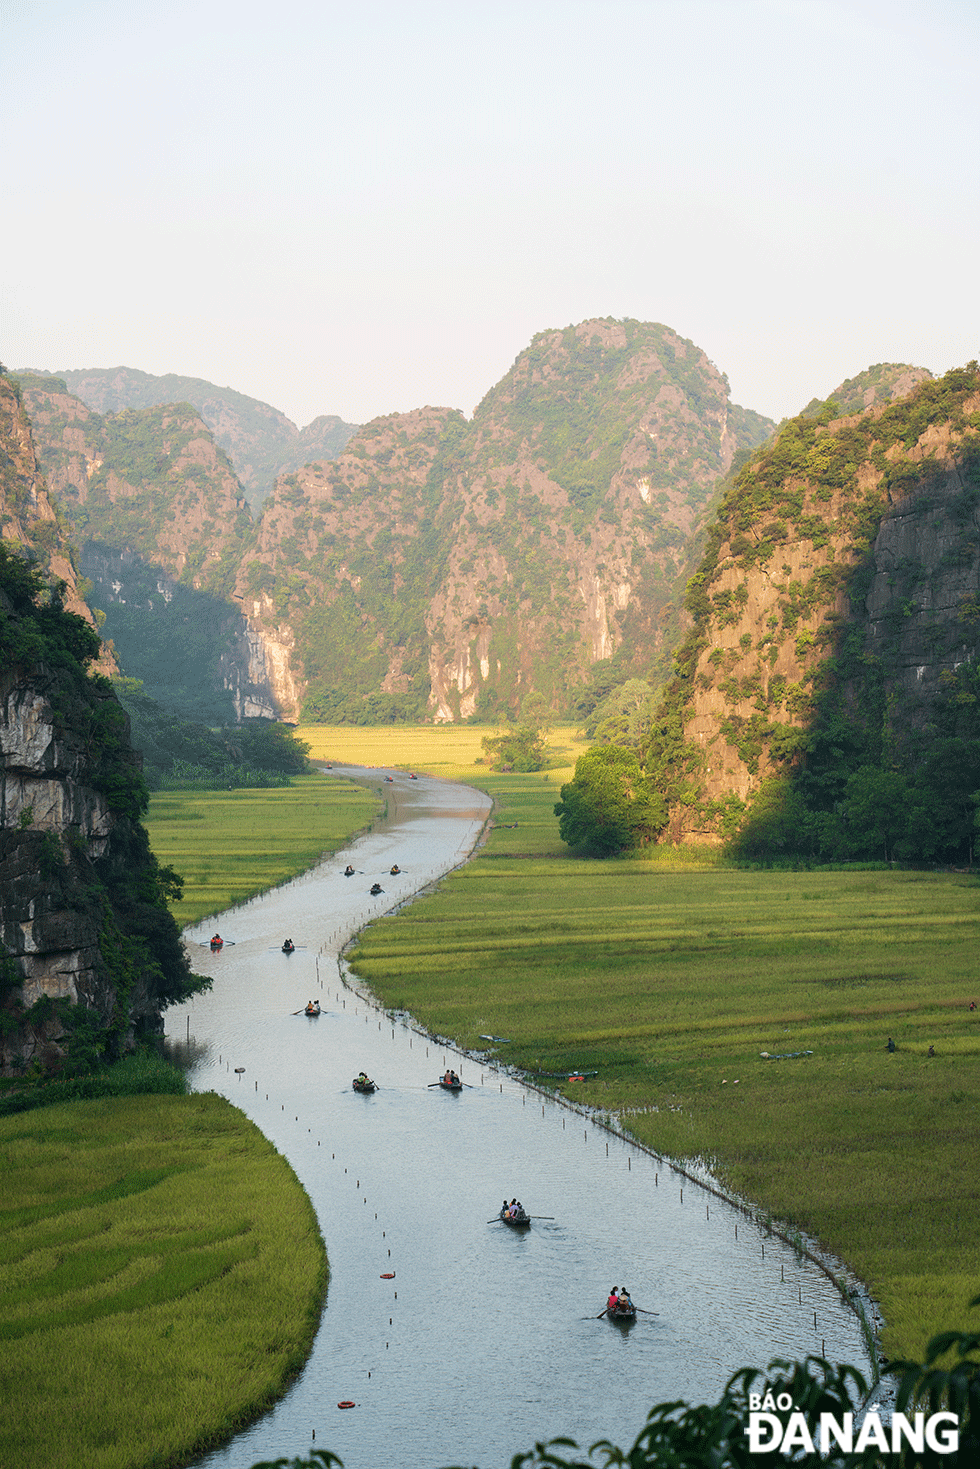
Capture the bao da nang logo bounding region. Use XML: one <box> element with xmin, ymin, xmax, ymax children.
<box><xmin>744</xmin><ymin>1392</ymin><xmax>960</xmax><ymax>1455</ymax></box>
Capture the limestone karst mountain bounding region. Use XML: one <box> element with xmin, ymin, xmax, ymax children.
<box><xmin>15</xmin><ymin>319</ymin><xmax>776</xmax><ymax>724</ymax></box>
<box><xmin>644</xmin><ymin>363</ymin><xmax>980</xmax><ymax>860</ymax></box>
<box><xmin>237</xmin><ymin>318</ymin><xmax>775</xmax><ymax>722</ymax></box>
<box><xmin>12</xmin><ymin>374</ymin><xmax>280</xmax><ymax>723</ymax></box>
<box><xmin>52</xmin><ymin>365</ymin><xmax>361</xmax><ymax>510</ymax></box>
<box><xmin>0</xmin><ymin>375</ymin><xmax>200</xmax><ymax>1078</ymax></box>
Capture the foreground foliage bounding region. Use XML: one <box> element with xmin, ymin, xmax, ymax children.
<box><xmin>0</xmin><ymin>1093</ymin><xmax>326</xmax><ymax>1469</ymax></box>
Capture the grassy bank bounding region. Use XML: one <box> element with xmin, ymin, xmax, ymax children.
<box><xmin>291</xmin><ymin>726</ymin><xmax>980</xmax><ymax>1364</ymax></box>
<box><xmin>0</xmin><ymin>1092</ymin><xmax>326</xmax><ymax>1469</ymax></box>
<box><xmin>145</xmin><ymin>771</ymin><xmax>381</xmax><ymax>926</ymax></box>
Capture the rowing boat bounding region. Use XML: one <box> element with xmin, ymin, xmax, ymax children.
<box><xmin>499</xmin><ymin>1206</ymin><xmax>530</xmax><ymax>1227</ymax></box>
<box><xmin>352</xmin><ymin>1076</ymin><xmax>376</xmax><ymax>1093</ymax></box>
<box><xmin>438</xmin><ymin>1077</ymin><xmax>462</xmax><ymax>1091</ymax></box>
<box><xmin>606</xmin><ymin>1301</ymin><xmax>637</xmax><ymax>1324</ymax></box>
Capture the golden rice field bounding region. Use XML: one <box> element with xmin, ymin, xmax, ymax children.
<box><xmin>0</xmin><ymin>1093</ymin><xmax>326</xmax><ymax>1469</ymax></box>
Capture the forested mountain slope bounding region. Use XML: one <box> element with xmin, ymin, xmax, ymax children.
<box><xmin>646</xmin><ymin>365</ymin><xmax>980</xmax><ymax>861</ymax></box>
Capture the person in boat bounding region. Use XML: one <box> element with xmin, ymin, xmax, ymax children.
<box><xmin>607</xmin><ymin>1288</ymin><xmax>620</xmax><ymax>1312</ymax></box>
<box><xmin>444</xmin><ymin>1069</ymin><xmax>453</xmax><ymax>1085</ymax></box>
<box><xmin>344</xmin><ymin>865</ymin><xmax>355</xmax><ymax>876</ymax></box>
<box><xmin>211</xmin><ymin>933</ymin><xmax>222</xmax><ymax>945</ymax></box>
<box><xmin>370</xmin><ymin>882</ymin><xmax>383</xmax><ymax>895</ymax></box>
<box><xmin>390</xmin><ymin>864</ymin><xmax>400</xmax><ymax>874</ymax></box>
<box><xmin>451</xmin><ymin>1070</ymin><xmax>460</xmax><ymax>1086</ymax></box>
<box><xmin>283</xmin><ymin>939</ymin><xmax>295</xmax><ymax>951</ymax></box>
<box><xmin>618</xmin><ymin>1288</ymin><xmax>632</xmax><ymax>1310</ymax></box>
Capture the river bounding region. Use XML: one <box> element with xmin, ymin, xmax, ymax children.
<box><xmin>166</xmin><ymin>767</ymin><xmax>870</xmax><ymax>1469</ymax></box>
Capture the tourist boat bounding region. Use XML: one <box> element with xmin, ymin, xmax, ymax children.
<box><xmin>282</xmin><ymin>940</ymin><xmax>295</xmax><ymax>954</ymax></box>
<box><xmin>304</xmin><ymin>1002</ymin><xmax>320</xmax><ymax>1016</ymax></box>
<box><xmin>209</xmin><ymin>937</ymin><xmax>223</xmax><ymax>951</ymax></box>
<box><xmin>352</xmin><ymin>1075</ymin><xmax>376</xmax><ymax>1093</ymax></box>
<box><xmin>606</xmin><ymin>1299</ymin><xmax>637</xmax><ymax>1324</ymax></box>
<box><xmin>438</xmin><ymin>1075</ymin><xmax>463</xmax><ymax>1091</ymax></box>
<box><xmin>499</xmin><ymin>1205</ymin><xmax>530</xmax><ymax>1227</ymax></box>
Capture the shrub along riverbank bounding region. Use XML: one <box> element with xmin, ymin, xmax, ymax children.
<box><xmin>295</xmin><ymin>725</ymin><xmax>980</xmax><ymax>1364</ymax></box>
<box><xmin>0</xmin><ymin>1092</ymin><xmax>326</xmax><ymax>1469</ymax></box>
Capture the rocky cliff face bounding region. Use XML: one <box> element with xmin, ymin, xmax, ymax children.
<box><xmin>0</xmin><ymin>582</ymin><xmax>198</xmax><ymax>1076</ymax></box>
<box><xmin>653</xmin><ymin>365</ymin><xmax>980</xmax><ymax>841</ymax></box>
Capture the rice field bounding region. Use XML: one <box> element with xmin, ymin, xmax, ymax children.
<box><xmin>0</xmin><ymin>1092</ymin><xmax>326</xmax><ymax>1469</ymax></box>
<box><xmin>145</xmin><ymin>771</ymin><xmax>381</xmax><ymax>926</ymax></box>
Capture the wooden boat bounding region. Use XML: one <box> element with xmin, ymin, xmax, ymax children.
<box><xmin>209</xmin><ymin>937</ymin><xmax>223</xmax><ymax>951</ymax></box>
<box><xmin>438</xmin><ymin>1076</ymin><xmax>462</xmax><ymax>1091</ymax></box>
<box><xmin>304</xmin><ymin>1002</ymin><xmax>320</xmax><ymax>1016</ymax></box>
<box><xmin>606</xmin><ymin>1300</ymin><xmax>637</xmax><ymax>1324</ymax></box>
<box><xmin>352</xmin><ymin>1075</ymin><xmax>376</xmax><ymax>1093</ymax></box>
<box><xmin>499</xmin><ymin>1205</ymin><xmax>530</xmax><ymax>1227</ymax></box>
<box><xmin>282</xmin><ymin>941</ymin><xmax>295</xmax><ymax>953</ymax></box>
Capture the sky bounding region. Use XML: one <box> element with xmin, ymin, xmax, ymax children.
<box><xmin>3</xmin><ymin>0</ymin><xmax>978</xmax><ymax>430</ymax></box>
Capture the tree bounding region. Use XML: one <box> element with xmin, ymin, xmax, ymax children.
<box><xmin>481</xmin><ymin>725</ymin><xmax>546</xmax><ymax>772</ymax></box>
<box><xmin>555</xmin><ymin>745</ymin><xmax>666</xmax><ymax>856</ymax></box>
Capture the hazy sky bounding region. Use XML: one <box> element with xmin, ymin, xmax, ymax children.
<box><xmin>3</xmin><ymin>0</ymin><xmax>978</xmax><ymax>429</ymax></box>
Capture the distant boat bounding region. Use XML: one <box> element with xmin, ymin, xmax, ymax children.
<box><xmin>304</xmin><ymin>1001</ymin><xmax>320</xmax><ymax>1016</ymax></box>
<box><xmin>499</xmin><ymin>1205</ymin><xmax>530</xmax><ymax>1228</ymax></box>
<box><xmin>438</xmin><ymin>1076</ymin><xmax>462</xmax><ymax>1091</ymax></box>
<box><xmin>282</xmin><ymin>940</ymin><xmax>295</xmax><ymax>954</ymax></box>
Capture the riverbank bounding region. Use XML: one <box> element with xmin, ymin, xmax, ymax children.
<box><xmin>0</xmin><ymin>1093</ymin><xmax>326</xmax><ymax>1469</ymax></box>
<box><xmin>291</xmin><ymin>727</ymin><xmax>980</xmax><ymax>1364</ymax></box>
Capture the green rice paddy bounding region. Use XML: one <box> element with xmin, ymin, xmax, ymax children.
<box><xmin>144</xmin><ymin>771</ymin><xmax>382</xmax><ymax>926</ymax></box>
<box><xmin>0</xmin><ymin>1092</ymin><xmax>325</xmax><ymax>1469</ymax></box>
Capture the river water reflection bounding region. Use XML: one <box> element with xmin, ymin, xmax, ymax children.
<box><xmin>168</xmin><ymin>768</ymin><xmax>869</xmax><ymax>1469</ymax></box>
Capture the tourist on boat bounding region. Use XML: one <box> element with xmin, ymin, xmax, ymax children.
<box><xmin>619</xmin><ymin>1288</ymin><xmax>632</xmax><ymax>1309</ymax></box>
<box><xmin>371</xmin><ymin>882</ymin><xmax>383</xmax><ymax>895</ymax></box>
<box><xmin>607</xmin><ymin>1288</ymin><xmax>620</xmax><ymax>1311</ymax></box>
<box><xmin>344</xmin><ymin>865</ymin><xmax>355</xmax><ymax>876</ymax></box>
<box><xmin>211</xmin><ymin>933</ymin><xmax>222</xmax><ymax>945</ymax></box>
<box><xmin>390</xmin><ymin>864</ymin><xmax>400</xmax><ymax>874</ymax></box>
<box><xmin>444</xmin><ymin>1070</ymin><xmax>453</xmax><ymax>1084</ymax></box>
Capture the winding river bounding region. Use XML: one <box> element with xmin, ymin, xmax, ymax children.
<box><xmin>167</xmin><ymin>768</ymin><xmax>870</xmax><ymax>1469</ymax></box>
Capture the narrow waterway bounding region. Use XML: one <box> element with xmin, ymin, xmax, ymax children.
<box><xmin>167</xmin><ymin>768</ymin><xmax>870</xmax><ymax>1469</ymax></box>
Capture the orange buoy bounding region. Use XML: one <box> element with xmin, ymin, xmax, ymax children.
<box><xmin>338</xmin><ymin>1400</ymin><xmax>355</xmax><ymax>1409</ymax></box>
